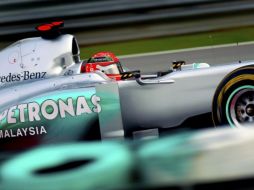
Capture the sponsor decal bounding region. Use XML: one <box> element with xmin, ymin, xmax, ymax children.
<box><xmin>0</xmin><ymin>94</ymin><xmax>101</xmax><ymax>139</ymax></box>
<box><xmin>0</xmin><ymin>126</ymin><xmax>47</xmax><ymax>139</ymax></box>
<box><xmin>0</xmin><ymin>71</ymin><xmax>46</xmax><ymax>84</ymax></box>
<box><xmin>92</xmin><ymin>57</ymin><xmax>112</xmax><ymax>62</ymax></box>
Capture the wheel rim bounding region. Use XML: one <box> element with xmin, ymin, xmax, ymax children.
<box><xmin>226</xmin><ymin>85</ymin><xmax>254</xmax><ymax>128</ymax></box>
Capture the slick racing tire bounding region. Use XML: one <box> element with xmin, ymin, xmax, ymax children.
<box><xmin>0</xmin><ymin>143</ymin><xmax>133</xmax><ymax>190</ymax></box>
<box><xmin>137</xmin><ymin>128</ymin><xmax>254</xmax><ymax>186</ymax></box>
<box><xmin>212</xmin><ymin>65</ymin><xmax>254</xmax><ymax>127</ymax></box>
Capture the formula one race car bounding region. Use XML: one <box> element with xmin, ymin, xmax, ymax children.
<box><xmin>0</xmin><ymin>22</ymin><xmax>253</xmax><ymax>151</ymax></box>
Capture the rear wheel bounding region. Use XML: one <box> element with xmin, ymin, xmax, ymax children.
<box><xmin>226</xmin><ymin>85</ymin><xmax>254</xmax><ymax>127</ymax></box>
<box><xmin>212</xmin><ymin>65</ymin><xmax>254</xmax><ymax>127</ymax></box>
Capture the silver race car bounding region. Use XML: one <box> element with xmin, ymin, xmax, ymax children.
<box><xmin>0</xmin><ymin>22</ymin><xmax>253</xmax><ymax>150</ymax></box>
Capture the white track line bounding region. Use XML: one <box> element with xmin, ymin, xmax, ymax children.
<box><xmin>119</xmin><ymin>41</ymin><xmax>254</xmax><ymax>59</ymax></box>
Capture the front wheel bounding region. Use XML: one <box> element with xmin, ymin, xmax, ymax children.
<box><xmin>212</xmin><ymin>65</ymin><xmax>254</xmax><ymax>127</ymax></box>
<box><xmin>225</xmin><ymin>85</ymin><xmax>254</xmax><ymax>127</ymax></box>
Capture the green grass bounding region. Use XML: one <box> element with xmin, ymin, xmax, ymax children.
<box><xmin>80</xmin><ymin>26</ymin><xmax>254</xmax><ymax>59</ymax></box>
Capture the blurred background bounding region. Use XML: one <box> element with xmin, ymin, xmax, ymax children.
<box><xmin>1</xmin><ymin>0</ymin><xmax>254</xmax><ymax>60</ymax></box>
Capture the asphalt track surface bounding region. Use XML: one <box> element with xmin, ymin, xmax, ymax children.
<box><xmin>120</xmin><ymin>42</ymin><xmax>254</xmax><ymax>73</ymax></box>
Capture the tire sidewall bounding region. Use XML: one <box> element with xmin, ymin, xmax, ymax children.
<box><xmin>212</xmin><ymin>65</ymin><xmax>254</xmax><ymax>127</ymax></box>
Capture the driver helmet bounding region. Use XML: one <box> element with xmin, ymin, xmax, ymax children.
<box><xmin>82</xmin><ymin>52</ymin><xmax>123</xmax><ymax>80</ymax></box>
